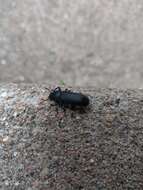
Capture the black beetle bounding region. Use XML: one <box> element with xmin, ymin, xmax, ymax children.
<box><xmin>49</xmin><ymin>87</ymin><xmax>89</xmax><ymax>108</ymax></box>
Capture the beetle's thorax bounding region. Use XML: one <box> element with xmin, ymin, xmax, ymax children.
<box><xmin>49</xmin><ymin>88</ymin><xmax>61</xmax><ymax>100</ymax></box>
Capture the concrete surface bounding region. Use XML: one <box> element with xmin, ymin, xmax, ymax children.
<box><xmin>0</xmin><ymin>0</ymin><xmax>143</xmax><ymax>88</ymax></box>
<box><xmin>0</xmin><ymin>84</ymin><xmax>143</xmax><ymax>189</ymax></box>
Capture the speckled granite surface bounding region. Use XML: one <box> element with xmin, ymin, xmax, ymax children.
<box><xmin>0</xmin><ymin>84</ymin><xmax>143</xmax><ymax>189</ymax></box>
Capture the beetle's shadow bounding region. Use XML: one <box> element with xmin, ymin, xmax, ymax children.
<box><xmin>70</xmin><ymin>106</ymin><xmax>89</xmax><ymax>114</ymax></box>
<box><xmin>49</xmin><ymin>103</ymin><xmax>91</xmax><ymax>115</ymax></box>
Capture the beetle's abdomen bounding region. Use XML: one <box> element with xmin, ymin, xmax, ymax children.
<box><xmin>81</xmin><ymin>95</ymin><xmax>89</xmax><ymax>106</ymax></box>
<box><xmin>60</xmin><ymin>92</ymin><xmax>89</xmax><ymax>106</ymax></box>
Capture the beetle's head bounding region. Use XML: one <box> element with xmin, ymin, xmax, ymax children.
<box><xmin>49</xmin><ymin>87</ymin><xmax>61</xmax><ymax>100</ymax></box>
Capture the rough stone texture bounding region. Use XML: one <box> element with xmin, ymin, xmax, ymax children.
<box><xmin>0</xmin><ymin>0</ymin><xmax>143</xmax><ymax>87</ymax></box>
<box><xmin>0</xmin><ymin>84</ymin><xmax>143</xmax><ymax>189</ymax></box>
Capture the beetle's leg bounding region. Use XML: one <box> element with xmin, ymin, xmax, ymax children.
<box><xmin>55</xmin><ymin>105</ymin><xmax>59</xmax><ymax>113</ymax></box>
<box><xmin>55</xmin><ymin>103</ymin><xmax>66</xmax><ymax>122</ymax></box>
<box><xmin>59</xmin><ymin>102</ymin><xmax>65</xmax><ymax>109</ymax></box>
<box><xmin>50</xmin><ymin>103</ymin><xmax>56</xmax><ymax>107</ymax></box>
<box><xmin>70</xmin><ymin>105</ymin><xmax>76</xmax><ymax>110</ymax></box>
<box><xmin>59</xmin><ymin>102</ymin><xmax>66</xmax><ymax>112</ymax></box>
<box><xmin>62</xmin><ymin>106</ymin><xmax>66</xmax><ymax>112</ymax></box>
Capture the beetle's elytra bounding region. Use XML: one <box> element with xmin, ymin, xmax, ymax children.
<box><xmin>49</xmin><ymin>87</ymin><xmax>89</xmax><ymax>108</ymax></box>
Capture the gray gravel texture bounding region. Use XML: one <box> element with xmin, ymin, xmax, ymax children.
<box><xmin>0</xmin><ymin>0</ymin><xmax>143</xmax><ymax>88</ymax></box>
<box><xmin>0</xmin><ymin>84</ymin><xmax>143</xmax><ymax>189</ymax></box>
